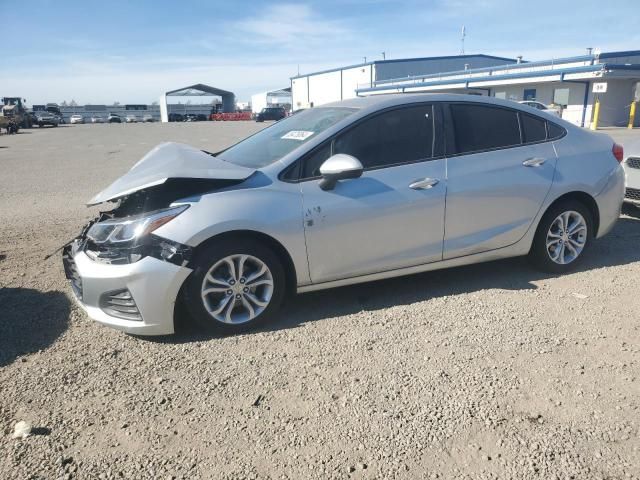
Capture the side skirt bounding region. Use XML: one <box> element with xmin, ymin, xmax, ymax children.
<box><xmin>296</xmin><ymin>243</ymin><xmax>529</xmax><ymax>294</ymax></box>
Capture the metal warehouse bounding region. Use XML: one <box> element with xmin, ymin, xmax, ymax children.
<box><xmin>293</xmin><ymin>50</ymin><xmax>640</xmax><ymax>128</ymax></box>
<box><xmin>291</xmin><ymin>54</ymin><xmax>516</xmax><ymax>111</ymax></box>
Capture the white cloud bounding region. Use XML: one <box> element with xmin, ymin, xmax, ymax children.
<box><xmin>232</xmin><ymin>3</ymin><xmax>352</xmax><ymax>46</ymax></box>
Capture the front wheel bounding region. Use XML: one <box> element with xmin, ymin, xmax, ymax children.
<box><xmin>529</xmin><ymin>200</ymin><xmax>593</xmax><ymax>273</ymax></box>
<box><xmin>183</xmin><ymin>238</ymin><xmax>286</xmax><ymax>334</ymax></box>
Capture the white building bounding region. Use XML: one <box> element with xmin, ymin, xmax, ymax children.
<box><xmin>356</xmin><ymin>50</ymin><xmax>640</xmax><ymax>128</ymax></box>
<box><xmin>250</xmin><ymin>88</ymin><xmax>292</xmax><ymax>114</ymax></box>
<box><xmin>291</xmin><ymin>54</ymin><xmax>518</xmax><ymax>111</ymax></box>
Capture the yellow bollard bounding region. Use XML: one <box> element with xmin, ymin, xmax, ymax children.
<box><xmin>590</xmin><ymin>98</ymin><xmax>600</xmax><ymax>130</ymax></box>
<box><xmin>629</xmin><ymin>101</ymin><xmax>637</xmax><ymax>129</ymax></box>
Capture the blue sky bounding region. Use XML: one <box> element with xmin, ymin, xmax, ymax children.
<box><xmin>3</xmin><ymin>0</ymin><xmax>639</xmax><ymax>104</ymax></box>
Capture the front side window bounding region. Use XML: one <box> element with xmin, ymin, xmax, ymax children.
<box><xmin>218</xmin><ymin>107</ymin><xmax>356</xmax><ymax>168</ymax></box>
<box><xmin>333</xmin><ymin>105</ymin><xmax>434</xmax><ymax>169</ymax></box>
<box><xmin>449</xmin><ymin>103</ymin><xmax>521</xmax><ymax>154</ymax></box>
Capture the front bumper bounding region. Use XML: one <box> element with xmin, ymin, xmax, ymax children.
<box><xmin>63</xmin><ymin>242</ymin><xmax>192</xmax><ymax>335</ymax></box>
<box><xmin>623</xmin><ymin>159</ymin><xmax>640</xmax><ymax>205</ymax></box>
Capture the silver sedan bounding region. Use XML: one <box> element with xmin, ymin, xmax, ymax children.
<box><xmin>63</xmin><ymin>94</ymin><xmax>625</xmax><ymax>335</ymax></box>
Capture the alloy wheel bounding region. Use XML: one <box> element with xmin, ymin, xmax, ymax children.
<box><xmin>545</xmin><ymin>210</ymin><xmax>587</xmax><ymax>265</ymax></box>
<box><xmin>200</xmin><ymin>254</ymin><xmax>274</xmax><ymax>324</ymax></box>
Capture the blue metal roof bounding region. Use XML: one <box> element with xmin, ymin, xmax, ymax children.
<box><xmin>290</xmin><ymin>54</ymin><xmax>518</xmax><ymax>80</ymax></box>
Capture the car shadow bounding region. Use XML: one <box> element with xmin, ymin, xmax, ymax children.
<box><xmin>158</xmin><ymin>214</ymin><xmax>640</xmax><ymax>344</ymax></box>
<box><xmin>0</xmin><ymin>288</ymin><xmax>71</xmax><ymax>367</ymax></box>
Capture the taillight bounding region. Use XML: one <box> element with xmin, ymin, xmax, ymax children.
<box><xmin>612</xmin><ymin>143</ymin><xmax>624</xmax><ymax>163</ymax></box>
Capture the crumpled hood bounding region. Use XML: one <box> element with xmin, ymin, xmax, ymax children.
<box><xmin>88</xmin><ymin>142</ymin><xmax>255</xmax><ymax>205</ymax></box>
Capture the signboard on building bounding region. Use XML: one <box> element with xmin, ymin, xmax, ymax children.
<box><xmin>592</xmin><ymin>82</ymin><xmax>608</xmax><ymax>93</ymax></box>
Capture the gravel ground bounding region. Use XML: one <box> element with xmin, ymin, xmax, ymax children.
<box><xmin>1</xmin><ymin>123</ymin><xmax>639</xmax><ymax>479</ymax></box>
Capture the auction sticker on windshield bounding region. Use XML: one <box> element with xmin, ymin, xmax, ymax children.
<box><xmin>281</xmin><ymin>131</ymin><xmax>315</xmax><ymax>141</ymax></box>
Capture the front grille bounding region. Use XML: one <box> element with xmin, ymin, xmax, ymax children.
<box><xmin>99</xmin><ymin>289</ymin><xmax>142</xmax><ymax>321</ymax></box>
<box><xmin>626</xmin><ymin>157</ymin><xmax>640</xmax><ymax>169</ymax></box>
<box><xmin>626</xmin><ymin>187</ymin><xmax>640</xmax><ymax>202</ymax></box>
<box><xmin>62</xmin><ymin>246</ymin><xmax>83</xmax><ymax>300</ymax></box>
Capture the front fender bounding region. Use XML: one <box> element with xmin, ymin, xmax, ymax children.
<box><xmin>154</xmin><ymin>182</ymin><xmax>310</xmax><ymax>285</ymax></box>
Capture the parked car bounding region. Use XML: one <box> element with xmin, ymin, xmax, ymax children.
<box><xmin>69</xmin><ymin>115</ymin><xmax>85</xmax><ymax>124</ymax></box>
<box><xmin>54</xmin><ymin>114</ymin><xmax>65</xmax><ymax>124</ymax></box>
<box><xmin>168</xmin><ymin>113</ymin><xmax>184</xmax><ymax>122</ymax></box>
<box><xmin>622</xmin><ymin>142</ymin><xmax>640</xmax><ymax>207</ymax></box>
<box><xmin>125</xmin><ymin>114</ymin><xmax>138</xmax><ymax>123</ymax></box>
<box><xmin>63</xmin><ymin>94</ymin><xmax>625</xmax><ymax>336</ymax></box>
<box><xmin>34</xmin><ymin>111</ymin><xmax>59</xmax><ymax>127</ymax></box>
<box><xmin>142</xmin><ymin>114</ymin><xmax>154</xmax><ymax>122</ymax></box>
<box><xmin>255</xmin><ymin>107</ymin><xmax>286</xmax><ymax>122</ymax></box>
<box><xmin>184</xmin><ymin>114</ymin><xmax>199</xmax><ymax>122</ymax></box>
<box><xmin>518</xmin><ymin>100</ymin><xmax>562</xmax><ymax>117</ymax></box>
<box><xmin>28</xmin><ymin>112</ymin><xmax>39</xmax><ymax>126</ymax></box>
<box><xmin>91</xmin><ymin>116</ymin><xmax>104</xmax><ymax>123</ymax></box>
<box><xmin>107</xmin><ymin>114</ymin><xmax>122</xmax><ymax>123</ymax></box>
<box><xmin>196</xmin><ymin>114</ymin><xmax>208</xmax><ymax>121</ymax></box>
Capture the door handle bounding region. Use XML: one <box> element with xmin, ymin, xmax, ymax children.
<box><xmin>409</xmin><ymin>178</ymin><xmax>439</xmax><ymax>190</ymax></box>
<box><xmin>522</xmin><ymin>157</ymin><xmax>546</xmax><ymax>167</ymax></box>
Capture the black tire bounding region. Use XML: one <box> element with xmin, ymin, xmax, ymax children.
<box><xmin>39</xmin><ymin>123</ymin><xmax>43</xmax><ymax>128</ymax></box>
<box><xmin>183</xmin><ymin>237</ymin><xmax>286</xmax><ymax>334</ymax></box>
<box><xmin>529</xmin><ymin>200</ymin><xmax>593</xmax><ymax>273</ymax></box>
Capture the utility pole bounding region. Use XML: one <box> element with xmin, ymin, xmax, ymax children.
<box><xmin>460</xmin><ymin>25</ymin><xmax>466</xmax><ymax>55</ymax></box>
<box><xmin>363</xmin><ymin>56</ymin><xmax>367</xmax><ymax>64</ymax></box>
<box><xmin>381</xmin><ymin>51</ymin><xmax>386</xmax><ymax>60</ymax></box>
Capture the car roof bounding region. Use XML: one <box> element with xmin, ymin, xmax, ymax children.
<box><xmin>321</xmin><ymin>93</ymin><xmax>566</xmax><ymax>118</ymax></box>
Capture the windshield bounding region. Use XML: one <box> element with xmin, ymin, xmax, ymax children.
<box><xmin>218</xmin><ymin>107</ymin><xmax>357</xmax><ymax>168</ymax></box>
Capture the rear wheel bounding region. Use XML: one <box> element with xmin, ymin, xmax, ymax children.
<box><xmin>183</xmin><ymin>238</ymin><xmax>286</xmax><ymax>334</ymax></box>
<box><xmin>529</xmin><ymin>200</ymin><xmax>593</xmax><ymax>273</ymax></box>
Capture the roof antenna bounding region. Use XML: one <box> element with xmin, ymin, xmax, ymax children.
<box><xmin>460</xmin><ymin>25</ymin><xmax>466</xmax><ymax>55</ymax></box>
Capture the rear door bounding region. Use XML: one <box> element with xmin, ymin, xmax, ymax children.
<box><xmin>442</xmin><ymin>103</ymin><xmax>557</xmax><ymax>259</ymax></box>
<box><xmin>298</xmin><ymin>104</ymin><xmax>447</xmax><ymax>283</ymax></box>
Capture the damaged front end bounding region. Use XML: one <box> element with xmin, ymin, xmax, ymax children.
<box><xmin>64</xmin><ymin>176</ymin><xmax>245</xmax><ymax>269</ymax></box>
<box><xmin>60</xmin><ymin>142</ymin><xmax>256</xmax><ymax>334</ymax></box>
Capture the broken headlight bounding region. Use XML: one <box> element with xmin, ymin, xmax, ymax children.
<box><xmin>85</xmin><ymin>205</ymin><xmax>190</xmax><ymax>264</ymax></box>
<box><xmin>87</xmin><ymin>205</ymin><xmax>189</xmax><ymax>245</ymax></box>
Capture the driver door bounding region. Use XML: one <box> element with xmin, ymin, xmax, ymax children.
<box><xmin>299</xmin><ymin>104</ymin><xmax>447</xmax><ymax>284</ymax></box>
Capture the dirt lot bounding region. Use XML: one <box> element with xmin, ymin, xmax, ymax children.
<box><xmin>1</xmin><ymin>123</ymin><xmax>639</xmax><ymax>479</ymax></box>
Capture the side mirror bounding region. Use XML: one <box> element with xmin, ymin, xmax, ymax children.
<box><xmin>318</xmin><ymin>154</ymin><xmax>363</xmax><ymax>191</ymax></box>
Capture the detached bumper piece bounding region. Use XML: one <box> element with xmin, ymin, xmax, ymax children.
<box><xmin>62</xmin><ymin>247</ymin><xmax>83</xmax><ymax>300</ymax></box>
<box><xmin>100</xmin><ymin>289</ymin><xmax>141</xmax><ymax>321</ymax></box>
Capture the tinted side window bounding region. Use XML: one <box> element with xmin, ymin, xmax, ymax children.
<box><xmin>301</xmin><ymin>143</ymin><xmax>332</xmax><ymax>179</ymax></box>
<box><xmin>521</xmin><ymin>113</ymin><xmax>546</xmax><ymax>143</ymax></box>
<box><xmin>547</xmin><ymin>122</ymin><xmax>565</xmax><ymax>140</ymax></box>
<box><xmin>450</xmin><ymin>104</ymin><xmax>521</xmax><ymax>154</ymax></box>
<box><xmin>334</xmin><ymin>105</ymin><xmax>434</xmax><ymax>169</ymax></box>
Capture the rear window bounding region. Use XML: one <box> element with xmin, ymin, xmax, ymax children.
<box><xmin>450</xmin><ymin>104</ymin><xmax>521</xmax><ymax>154</ymax></box>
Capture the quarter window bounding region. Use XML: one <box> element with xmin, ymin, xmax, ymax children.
<box><xmin>450</xmin><ymin>104</ymin><xmax>521</xmax><ymax>154</ymax></box>
<box><xmin>520</xmin><ymin>113</ymin><xmax>547</xmax><ymax>143</ymax></box>
<box><xmin>334</xmin><ymin>105</ymin><xmax>434</xmax><ymax>169</ymax></box>
<box><xmin>547</xmin><ymin>122</ymin><xmax>565</xmax><ymax>140</ymax></box>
